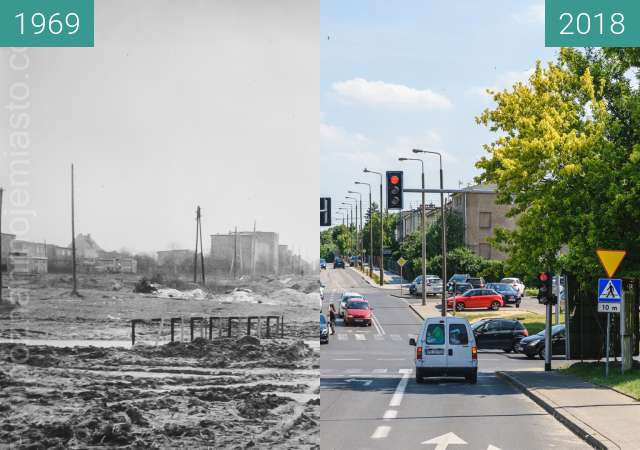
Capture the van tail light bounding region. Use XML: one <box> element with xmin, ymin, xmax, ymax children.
<box><xmin>471</xmin><ymin>346</ymin><xmax>477</xmax><ymax>360</ymax></box>
<box><xmin>523</xmin><ymin>329</ymin><xmax>529</xmax><ymax>337</ymax></box>
<box><xmin>416</xmin><ymin>346</ymin><xmax>423</xmax><ymax>360</ymax></box>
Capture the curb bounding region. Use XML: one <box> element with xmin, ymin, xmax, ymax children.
<box><xmin>407</xmin><ymin>304</ymin><xmax>425</xmax><ymax>321</ymax></box>
<box><xmin>496</xmin><ymin>371</ymin><xmax>615</xmax><ymax>450</ymax></box>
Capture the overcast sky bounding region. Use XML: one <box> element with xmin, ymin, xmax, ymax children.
<box><xmin>320</xmin><ymin>0</ymin><xmax>556</xmax><ymax>220</ymax></box>
<box><xmin>0</xmin><ymin>0</ymin><xmax>319</xmax><ymax>261</ymax></box>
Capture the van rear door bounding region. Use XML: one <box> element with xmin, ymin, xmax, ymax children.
<box><xmin>421</xmin><ymin>320</ymin><xmax>447</xmax><ymax>368</ymax></box>
<box><xmin>446</xmin><ymin>320</ymin><xmax>472</xmax><ymax>368</ymax></box>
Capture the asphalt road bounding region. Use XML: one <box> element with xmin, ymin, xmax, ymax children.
<box><xmin>320</xmin><ymin>267</ymin><xmax>589</xmax><ymax>450</ymax></box>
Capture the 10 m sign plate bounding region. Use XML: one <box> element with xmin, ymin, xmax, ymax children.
<box><xmin>598</xmin><ymin>303</ymin><xmax>621</xmax><ymax>313</ymax></box>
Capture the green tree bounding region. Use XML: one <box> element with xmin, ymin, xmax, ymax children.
<box><xmin>476</xmin><ymin>48</ymin><xmax>640</xmax><ymax>281</ymax></box>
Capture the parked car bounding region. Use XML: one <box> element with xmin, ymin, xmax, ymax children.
<box><xmin>410</xmin><ymin>316</ymin><xmax>478</xmax><ymax>384</ymax></box>
<box><xmin>350</xmin><ymin>256</ymin><xmax>361</xmax><ymax>266</ymax></box>
<box><xmin>486</xmin><ymin>282</ymin><xmax>521</xmax><ymax>307</ymax></box>
<box><xmin>516</xmin><ymin>324</ymin><xmax>566</xmax><ymax>359</ymax></box>
<box><xmin>338</xmin><ymin>292</ymin><xmax>364</xmax><ymax>317</ymax></box>
<box><xmin>334</xmin><ymin>257</ymin><xmax>345</xmax><ymax>269</ymax></box>
<box><xmin>466</xmin><ymin>277</ymin><xmax>486</xmax><ymax>289</ymax></box>
<box><xmin>447</xmin><ymin>288</ymin><xmax>504</xmax><ymax>311</ymax></box>
<box><xmin>411</xmin><ymin>275</ymin><xmax>444</xmax><ymax>296</ymax></box>
<box><xmin>471</xmin><ymin>318</ymin><xmax>529</xmax><ymax>352</ymax></box>
<box><xmin>320</xmin><ymin>258</ymin><xmax>327</xmax><ymax>270</ymax></box>
<box><xmin>449</xmin><ymin>282</ymin><xmax>473</xmax><ymax>296</ymax></box>
<box><xmin>343</xmin><ymin>299</ymin><xmax>372</xmax><ymax>326</ymax></box>
<box><xmin>447</xmin><ymin>273</ymin><xmax>470</xmax><ymax>292</ymax></box>
<box><xmin>500</xmin><ymin>277</ymin><xmax>525</xmax><ymax>297</ymax></box>
<box><xmin>320</xmin><ymin>314</ymin><xmax>329</xmax><ymax>344</ymax></box>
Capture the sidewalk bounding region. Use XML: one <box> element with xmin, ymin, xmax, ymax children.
<box><xmin>351</xmin><ymin>266</ymin><xmax>408</xmax><ymax>290</ymax></box>
<box><xmin>498</xmin><ymin>370</ymin><xmax>640</xmax><ymax>449</ymax></box>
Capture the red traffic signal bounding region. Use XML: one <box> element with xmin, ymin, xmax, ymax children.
<box><xmin>390</xmin><ymin>175</ymin><xmax>400</xmax><ymax>185</ymax></box>
<box><xmin>538</xmin><ymin>272</ymin><xmax>549</xmax><ymax>282</ymax></box>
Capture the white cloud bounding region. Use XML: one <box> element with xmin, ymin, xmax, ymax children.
<box><xmin>512</xmin><ymin>1</ymin><xmax>544</xmax><ymax>24</ymax></box>
<box><xmin>469</xmin><ymin>67</ymin><xmax>535</xmax><ymax>101</ymax></box>
<box><xmin>331</xmin><ymin>78</ymin><xmax>452</xmax><ymax>110</ymax></box>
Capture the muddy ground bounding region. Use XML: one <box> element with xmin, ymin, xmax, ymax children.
<box><xmin>0</xmin><ymin>274</ymin><xmax>320</xmax><ymax>449</ymax></box>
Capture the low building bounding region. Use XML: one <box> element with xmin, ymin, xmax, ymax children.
<box><xmin>1</xmin><ymin>233</ymin><xmax>16</xmax><ymax>271</ymax></box>
<box><xmin>157</xmin><ymin>249</ymin><xmax>192</xmax><ymax>266</ymax></box>
<box><xmin>450</xmin><ymin>184</ymin><xmax>516</xmax><ymax>260</ymax></box>
<box><xmin>46</xmin><ymin>244</ymin><xmax>73</xmax><ymax>273</ymax></box>
<box><xmin>10</xmin><ymin>255</ymin><xmax>48</xmax><ymax>274</ymax></box>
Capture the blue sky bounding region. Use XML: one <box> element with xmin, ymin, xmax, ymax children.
<box><xmin>321</xmin><ymin>0</ymin><xmax>557</xmax><ymax>220</ymax></box>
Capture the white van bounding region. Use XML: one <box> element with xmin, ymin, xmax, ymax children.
<box><xmin>409</xmin><ymin>316</ymin><xmax>478</xmax><ymax>384</ymax></box>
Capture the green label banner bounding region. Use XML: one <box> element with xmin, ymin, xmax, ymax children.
<box><xmin>0</xmin><ymin>0</ymin><xmax>94</xmax><ymax>47</ymax></box>
<box><xmin>546</xmin><ymin>0</ymin><xmax>640</xmax><ymax>47</ymax></box>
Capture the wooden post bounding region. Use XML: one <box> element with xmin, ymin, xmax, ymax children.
<box><xmin>199</xmin><ymin>208</ymin><xmax>205</xmax><ymax>284</ymax></box>
<box><xmin>70</xmin><ymin>165</ymin><xmax>79</xmax><ymax>297</ymax></box>
<box><xmin>193</xmin><ymin>207</ymin><xmax>199</xmax><ymax>283</ymax></box>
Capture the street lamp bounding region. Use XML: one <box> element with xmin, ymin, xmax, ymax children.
<box><xmin>414</xmin><ymin>149</ymin><xmax>447</xmax><ymax>317</ymax></box>
<box><xmin>341</xmin><ymin>201</ymin><xmax>355</xmax><ymax>256</ymax></box>
<box><xmin>399</xmin><ymin>156</ymin><xmax>427</xmax><ymax>306</ymax></box>
<box><xmin>364</xmin><ymin>168</ymin><xmax>384</xmax><ymax>286</ymax></box>
<box><xmin>345</xmin><ymin>196</ymin><xmax>359</xmax><ymax>263</ymax></box>
<box><xmin>336</xmin><ymin>210</ymin><xmax>345</xmax><ymax>226</ymax></box>
<box><xmin>355</xmin><ymin>181</ymin><xmax>373</xmax><ymax>278</ymax></box>
<box><xmin>348</xmin><ymin>190</ymin><xmax>364</xmax><ymax>270</ymax></box>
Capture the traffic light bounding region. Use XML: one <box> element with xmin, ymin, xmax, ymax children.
<box><xmin>537</xmin><ymin>272</ymin><xmax>557</xmax><ymax>305</ymax></box>
<box><xmin>320</xmin><ymin>197</ymin><xmax>331</xmax><ymax>226</ymax></box>
<box><xmin>386</xmin><ymin>171</ymin><xmax>403</xmax><ymax>210</ymax></box>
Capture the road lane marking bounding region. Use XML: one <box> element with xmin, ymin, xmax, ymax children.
<box><xmin>355</xmin><ymin>334</ymin><xmax>366</xmax><ymax>341</ymax></box>
<box><xmin>376</xmin><ymin>358</ymin><xmax>405</xmax><ymax>361</ymax></box>
<box><xmin>372</xmin><ymin>368</ymin><xmax>388</xmax><ymax>374</ymax></box>
<box><xmin>372</xmin><ymin>314</ymin><xmax>386</xmax><ymax>335</ymax></box>
<box><xmin>390</xmin><ymin>334</ymin><xmax>401</xmax><ymax>341</ymax></box>
<box><xmin>333</xmin><ymin>358</ymin><xmax>361</xmax><ymax>361</ymax></box>
<box><xmin>383</xmin><ymin>409</ymin><xmax>397</xmax><ymax>420</ymax></box>
<box><xmin>374</xmin><ymin>334</ymin><xmax>384</xmax><ymax>341</ymax></box>
<box><xmin>370</xmin><ymin>425</ymin><xmax>391</xmax><ymax>439</ymax></box>
<box><xmin>337</xmin><ymin>334</ymin><xmax>347</xmax><ymax>340</ymax></box>
<box><xmin>346</xmin><ymin>368</ymin><xmax>362</xmax><ymax>373</ymax></box>
<box><xmin>389</xmin><ymin>369</ymin><xmax>412</xmax><ymax>407</ymax></box>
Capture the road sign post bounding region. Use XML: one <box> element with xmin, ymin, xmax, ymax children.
<box><xmin>397</xmin><ymin>257</ymin><xmax>407</xmax><ymax>297</ymax></box>
<box><xmin>606</xmin><ymin>312</ymin><xmax>611</xmax><ymax>377</ymax></box>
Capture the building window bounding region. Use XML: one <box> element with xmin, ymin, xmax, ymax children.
<box><xmin>478</xmin><ymin>243</ymin><xmax>491</xmax><ymax>259</ymax></box>
<box><xmin>479</xmin><ymin>212</ymin><xmax>491</xmax><ymax>229</ymax></box>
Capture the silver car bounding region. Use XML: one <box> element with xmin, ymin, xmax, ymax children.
<box><xmin>415</xmin><ymin>276</ymin><xmax>443</xmax><ymax>296</ymax></box>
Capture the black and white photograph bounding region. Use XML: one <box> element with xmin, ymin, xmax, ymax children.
<box><xmin>0</xmin><ymin>1</ymin><xmax>319</xmax><ymax>448</ymax></box>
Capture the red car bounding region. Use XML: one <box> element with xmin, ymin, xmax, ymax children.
<box><xmin>447</xmin><ymin>288</ymin><xmax>504</xmax><ymax>312</ymax></box>
<box><xmin>343</xmin><ymin>298</ymin><xmax>373</xmax><ymax>326</ymax></box>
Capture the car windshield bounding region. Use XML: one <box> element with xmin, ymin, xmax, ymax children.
<box><xmin>347</xmin><ymin>301</ymin><xmax>368</xmax><ymax>310</ymax></box>
<box><xmin>320</xmin><ymin>259</ymin><xmax>326</xmax><ymax>263</ymax></box>
<box><xmin>502</xmin><ymin>278</ymin><xmax>517</xmax><ymax>283</ymax></box>
<box><xmin>320</xmin><ymin>315</ymin><xmax>326</xmax><ymax>324</ymax></box>
<box><xmin>462</xmin><ymin>289</ymin><xmax>480</xmax><ymax>297</ymax></box>
<box><xmin>534</xmin><ymin>325</ymin><xmax>564</xmax><ymax>337</ymax></box>
<box><xmin>413</xmin><ymin>276</ymin><xmax>422</xmax><ymax>283</ymax></box>
<box><xmin>471</xmin><ymin>321</ymin><xmax>487</xmax><ymax>330</ymax></box>
<box><xmin>451</xmin><ymin>274</ymin><xmax>467</xmax><ymax>282</ymax></box>
<box><xmin>489</xmin><ymin>284</ymin><xmax>514</xmax><ymax>293</ymax></box>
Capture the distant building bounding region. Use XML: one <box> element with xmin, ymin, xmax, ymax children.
<box><xmin>395</xmin><ymin>184</ymin><xmax>516</xmax><ymax>261</ymax></box>
<box><xmin>450</xmin><ymin>184</ymin><xmax>516</xmax><ymax>260</ymax></box>
<box><xmin>157</xmin><ymin>249</ymin><xmax>192</xmax><ymax>266</ymax></box>
<box><xmin>72</xmin><ymin>234</ymin><xmax>103</xmax><ymax>259</ymax></box>
<box><xmin>9</xmin><ymin>240</ymin><xmax>48</xmax><ymax>274</ymax></box>
<box><xmin>210</xmin><ymin>231</ymin><xmax>279</xmax><ymax>276</ymax></box>
<box><xmin>46</xmin><ymin>244</ymin><xmax>73</xmax><ymax>273</ymax></box>
<box><xmin>1</xmin><ymin>233</ymin><xmax>16</xmax><ymax>271</ymax></box>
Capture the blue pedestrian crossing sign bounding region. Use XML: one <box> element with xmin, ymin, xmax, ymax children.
<box><xmin>598</xmin><ymin>278</ymin><xmax>622</xmax><ymax>313</ymax></box>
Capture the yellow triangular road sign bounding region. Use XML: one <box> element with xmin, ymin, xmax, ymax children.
<box><xmin>596</xmin><ymin>249</ymin><xmax>626</xmax><ymax>278</ymax></box>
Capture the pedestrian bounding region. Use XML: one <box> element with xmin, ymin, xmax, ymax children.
<box><xmin>329</xmin><ymin>303</ymin><xmax>336</xmax><ymax>335</ymax></box>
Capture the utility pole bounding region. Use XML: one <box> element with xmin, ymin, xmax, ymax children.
<box><xmin>252</xmin><ymin>221</ymin><xmax>256</xmax><ymax>277</ymax></box>
<box><xmin>193</xmin><ymin>206</ymin><xmax>206</xmax><ymax>284</ymax></box>
<box><xmin>233</xmin><ymin>226</ymin><xmax>238</xmax><ymax>279</ymax></box>
<box><xmin>70</xmin><ymin>164</ymin><xmax>80</xmax><ymax>297</ymax></box>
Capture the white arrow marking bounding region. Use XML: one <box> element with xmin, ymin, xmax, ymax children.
<box><xmin>345</xmin><ymin>378</ymin><xmax>372</xmax><ymax>386</ymax></box>
<box><xmin>421</xmin><ymin>432</ymin><xmax>467</xmax><ymax>449</ymax></box>
<box><xmin>487</xmin><ymin>446</ymin><xmax>502</xmax><ymax>450</ymax></box>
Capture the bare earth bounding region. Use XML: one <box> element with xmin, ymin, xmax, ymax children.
<box><xmin>0</xmin><ymin>274</ymin><xmax>320</xmax><ymax>449</ymax></box>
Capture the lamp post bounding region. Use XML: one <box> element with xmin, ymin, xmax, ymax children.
<box><xmin>336</xmin><ymin>211</ymin><xmax>345</xmax><ymax>226</ymax></box>
<box><xmin>364</xmin><ymin>168</ymin><xmax>384</xmax><ymax>286</ymax></box>
<box><xmin>413</xmin><ymin>149</ymin><xmax>446</xmax><ymax>317</ymax></box>
<box><xmin>355</xmin><ymin>181</ymin><xmax>373</xmax><ymax>278</ymax></box>
<box><xmin>341</xmin><ymin>201</ymin><xmax>355</xmax><ymax>256</ymax></box>
<box><xmin>348</xmin><ymin>190</ymin><xmax>363</xmax><ymax>270</ymax></box>
<box><xmin>345</xmin><ymin>196</ymin><xmax>359</xmax><ymax>266</ymax></box>
<box><xmin>399</xmin><ymin>157</ymin><xmax>427</xmax><ymax>306</ymax></box>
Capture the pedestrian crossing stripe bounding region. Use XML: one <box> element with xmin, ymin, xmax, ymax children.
<box><xmin>331</xmin><ymin>333</ymin><xmax>414</xmax><ymax>342</ymax></box>
<box><xmin>598</xmin><ymin>278</ymin><xmax>622</xmax><ymax>302</ymax></box>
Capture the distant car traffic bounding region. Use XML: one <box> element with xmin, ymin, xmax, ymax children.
<box><xmin>449</xmin><ymin>282</ymin><xmax>473</xmax><ymax>296</ymax></box>
<box><xmin>338</xmin><ymin>292</ymin><xmax>364</xmax><ymax>317</ymax></box>
<box><xmin>486</xmin><ymin>282</ymin><xmax>521</xmax><ymax>307</ymax></box>
<box><xmin>447</xmin><ymin>288</ymin><xmax>504</xmax><ymax>311</ymax></box>
<box><xmin>500</xmin><ymin>278</ymin><xmax>525</xmax><ymax>297</ymax></box>
<box><xmin>516</xmin><ymin>324</ymin><xmax>566</xmax><ymax>359</ymax></box>
<box><xmin>410</xmin><ymin>275</ymin><xmax>443</xmax><ymax>296</ymax></box>
<box><xmin>320</xmin><ymin>258</ymin><xmax>327</xmax><ymax>270</ymax></box>
<box><xmin>334</xmin><ymin>257</ymin><xmax>345</xmax><ymax>269</ymax></box>
<box><xmin>350</xmin><ymin>256</ymin><xmax>361</xmax><ymax>266</ymax></box>
<box><xmin>410</xmin><ymin>316</ymin><xmax>478</xmax><ymax>384</ymax></box>
<box><xmin>472</xmin><ymin>318</ymin><xmax>528</xmax><ymax>352</ymax></box>
<box><xmin>466</xmin><ymin>277</ymin><xmax>486</xmax><ymax>289</ymax></box>
<box><xmin>447</xmin><ymin>273</ymin><xmax>470</xmax><ymax>292</ymax></box>
<box><xmin>343</xmin><ymin>298</ymin><xmax>372</xmax><ymax>326</ymax></box>
<box><xmin>320</xmin><ymin>314</ymin><xmax>329</xmax><ymax>344</ymax></box>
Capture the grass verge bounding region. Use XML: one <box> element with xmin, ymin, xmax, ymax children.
<box><xmin>561</xmin><ymin>362</ymin><xmax>640</xmax><ymax>400</ymax></box>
